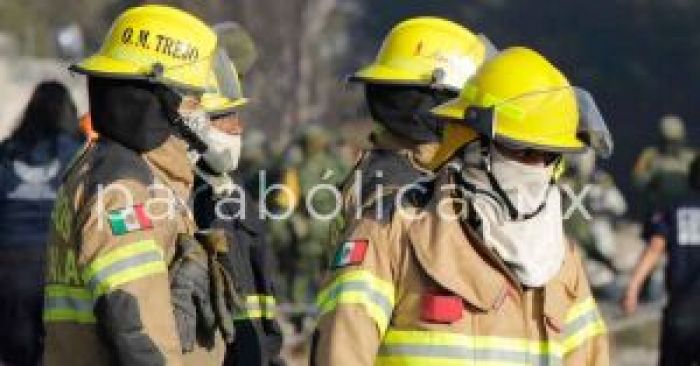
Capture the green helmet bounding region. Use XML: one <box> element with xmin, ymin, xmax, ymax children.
<box><xmin>214</xmin><ymin>21</ymin><xmax>258</xmax><ymax>76</ymax></box>
<box><xmin>660</xmin><ymin>115</ymin><xmax>685</xmax><ymax>142</ymax></box>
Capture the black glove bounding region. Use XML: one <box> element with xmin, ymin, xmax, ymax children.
<box><xmin>197</xmin><ymin>230</ymin><xmax>243</xmax><ymax>345</ymax></box>
<box><xmin>169</xmin><ymin>234</ymin><xmax>216</xmax><ymax>352</ymax></box>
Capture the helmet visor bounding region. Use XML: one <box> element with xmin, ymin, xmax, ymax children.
<box><xmin>478</xmin><ymin>34</ymin><xmax>499</xmax><ymax>61</ymax></box>
<box><xmin>574</xmin><ymin>88</ymin><xmax>613</xmax><ymax>158</ymax></box>
<box><xmin>208</xmin><ymin>47</ymin><xmax>244</xmax><ymax>100</ymax></box>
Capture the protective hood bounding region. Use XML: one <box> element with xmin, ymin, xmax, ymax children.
<box><xmin>88</xmin><ymin>77</ymin><xmax>181</xmax><ymax>152</ymax></box>
<box><xmin>366</xmin><ymin>84</ymin><xmax>455</xmax><ymax>143</ymax></box>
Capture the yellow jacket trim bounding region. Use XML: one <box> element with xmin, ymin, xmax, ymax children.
<box><xmin>377</xmin><ymin>329</ymin><xmax>564</xmax><ymax>366</ymax></box>
<box><xmin>43</xmin><ymin>284</ymin><xmax>96</xmax><ymax>324</ymax></box>
<box><xmin>562</xmin><ymin>297</ymin><xmax>607</xmax><ymax>354</ymax></box>
<box><xmin>83</xmin><ymin>239</ymin><xmax>166</xmax><ymax>297</ymax></box>
<box><xmin>235</xmin><ymin>295</ymin><xmax>277</xmax><ymax>320</ymax></box>
<box><xmin>376</xmin><ymin>298</ymin><xmax>607</xmax><ymax>366</ymax></box>
<box><xmin>316</xmin><ymin>270</ymin><xmax>395</xmax><ymax>335</ymax></box>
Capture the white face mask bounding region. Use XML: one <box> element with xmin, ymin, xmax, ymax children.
<box><xmin>178</xmin><ymin>108</ymin><xmax>242</xmax><ymax>174</ymax></box>
<box><xmin>201</xmin><ymin>128</ymin><xmax>242</xmax><ymax>174</ymax></box>
<box><xmin>462</xmin><ymin>145</ymin><xmax>565</xmax><ymax>287</ymax></box>
<box><xmin>489</xmin><ymin>147</ymin><xmax>554</xmax><ymax>215</ymax></box>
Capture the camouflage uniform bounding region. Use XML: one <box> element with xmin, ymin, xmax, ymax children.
<box><xmin>273</xmin><ymin>126</ymin><xmax>349</xmax><ymax>304</ymax></box>
<box><xmin>633</xmin><ymin>115</ymin><xmax>697</xmax><ymax>213</ymax></box>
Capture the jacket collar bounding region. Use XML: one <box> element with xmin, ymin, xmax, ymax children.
<box><xmin>143</xmin><ymin>135</ymin><xmax>194</xmax><ymax>200</ymax></box>
<box><xmin>406</xmin><ymin>174</ymin><xmax>507</xmax><ymax>311</ymax></box>
<box><xmin>370</xmin><ymin>129</ymin><xmax>438</xmax><ymax>174</ymax></box>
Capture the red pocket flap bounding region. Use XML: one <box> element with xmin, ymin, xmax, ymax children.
<box><xmin>421</xmin><ymin>293</ymin><xmax>464</xmax><ymax>324</ymax></box>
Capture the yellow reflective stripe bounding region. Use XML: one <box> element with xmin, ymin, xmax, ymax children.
<box><xmin>563</xmin><ymin>297</ymin><xmax>606</xmax><ymax>354</ymax></box>
<box><xmin>83</xmin><ymin>240</ymin><xmax>166</xmax><ymax>297</ymax></box>
<box><xmin>43</xmin><ymin>309</ymin><xmax>97</xmax><ymax>324</ymax></box>
<box><xmin>235</xmin><ymin>295</ymin><xmax>278</xmax><ymax>320</ymax></box>
<box><xmin>316</xmin><ymin>270</ymin><xmax>395</xmax><ymax>335</ymax></box>
<box><xmin>254</xmin><ymin>295</ymin><xmax>276</xmax><ymax>307</ymax></box>
<box><xmin>378</xmin><ymin>330</ymin><xmax>563</xmax><ymax>366</ymax></box>
<box><xmin>45</xmin><ymin>284</ymin><xmax>92</xmax><ymax>299</ymax></box>
<box><xmin>317</xmin><ymin>270</ymin><xmax>395</xmax><ymax>302</ymax></box>
<box><xmin>43</xmin><ymin>284</ymin><xmax>96</xmax><ymax>324</ymax></box>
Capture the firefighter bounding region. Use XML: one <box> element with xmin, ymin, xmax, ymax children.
<box><xmin>43</xmin><ymin>5</ymin><xmax>242</xmax><ymax>365</ymax></box>
<box><xmin>339</xmin><ymin>17</ymin><xmax>494</xmax><ymax>228</ymax></box>
<box><xmin>312</xmin><ymin>47</ymin><xmax>611</xmax><ymax>365</ymax></box>
<box><xmin>192</xmin><ymin>59</ymin><xmax>285</xmax><ymax>365</ymax></box>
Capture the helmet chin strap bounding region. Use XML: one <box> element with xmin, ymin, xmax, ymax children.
<box><xmin>153</xmin><ymin>85</ymin><xmax>208</xmax><ymax>153</ymax></box>
<box><xmin>477</xmin><ymin>137</ymin><xmax>553</xmax><ymax>221</ymax></box>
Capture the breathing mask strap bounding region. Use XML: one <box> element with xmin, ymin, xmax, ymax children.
<box><xmin>478</xmin><ymin>137</ymin><xmax>553</xmax><ymax>221</ymax></box>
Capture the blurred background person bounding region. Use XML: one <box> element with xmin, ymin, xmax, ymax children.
<box><xmin>562</xmin><ymin>150</ymin><xmax>627</xmax><ymax>299</ymax></box>
<box><xmin>633</xmin><ymin>115</ymin><xmax>697</xmax><ymax>217</ymax></box>
<box><xmin>631</xmin><ymin>115</ymin><xmax>696</xmax><ymax>301</ymax></box>
<box><xmin>269</xmin><ymin>124</ymin><xmax>348</xmax><ymax>332</ymax></box>
<box><xmin>0</xmin><ymin>80</ymin><xmax>81</xmax><ymax>366</ymax></box>
<box><xmin>623</xmin><ymin>155</ymin><xmax>700</xmax><ymax>366</ymax></box>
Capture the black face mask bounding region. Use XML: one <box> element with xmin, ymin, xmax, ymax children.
<box><xmin>88</xmin><ymin>77</ymin><xmax>181</xmax><ymax>152</ymax></box>
<box><xmin>365</xmin><ymin>84</ymin><xmax>456</xmax><ymax>143</ymax></box>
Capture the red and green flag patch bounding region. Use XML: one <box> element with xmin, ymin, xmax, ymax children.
<box><xmin>108</xmin><ymin>204</ymin><xmax>153</xmax><ymax>236</ymax></box>
<box><xmin>333</xmin><ymin>239</ymin><xmax>369</xmax><ymax>268</ymax></box>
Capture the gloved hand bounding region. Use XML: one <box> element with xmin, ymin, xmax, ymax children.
<box><xmin>169</xmin><ymin>234</ymin><xmax>217</xmax><ymax>352</ymax></box>
<box><xmin>197</xmin><ymin>230</ymin><xmax>244</xmax><ymax>345</ymax></box>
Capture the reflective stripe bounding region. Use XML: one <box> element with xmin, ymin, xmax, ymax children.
<box><xmin>377</xmin><ymin>330</ymin><xmax>563</xmax><ymax>366</ymax></box>
<box><xmin>563</xmin><ymin>297</ymin><xmax>606</xmax><ymax>354</ymax></box>
<box><xmin>83</xmin><ymin>239</ymin><xmax>166</xmax><ymax>296</ymax></box>
<box><xmin>316</xmin><ymin>270</ymin><xmax>395</xmax><ymax>335</ymax></box>
<box><xmin>235</xmin><ymin>295</ymin><xmax>277</xmax><ymax>320</ymax></box>
<box><xmin>43</xmin><ymin>284</ymin><xmax>96</xmax><ymax>324</ymax></box>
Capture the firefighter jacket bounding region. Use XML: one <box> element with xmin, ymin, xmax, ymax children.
<box><xmin>44</xmin><ymin>136</ymin><xmax>225</xmax><ymax>366</ymax></box>
<box><xmin>314</xmin><ymin>173</ymin><xmax>609</xmax><ymax>366</ymax></box>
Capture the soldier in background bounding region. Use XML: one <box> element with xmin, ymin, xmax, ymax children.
<box><xmin>273</xmin><ymin>125</ymin><xmax>349</xmax><ymax>307</ymax></box>
<box><xmin>633</xmin><ymin>115</ymin><xmax>697</xmax><ymax>215</ymax></box>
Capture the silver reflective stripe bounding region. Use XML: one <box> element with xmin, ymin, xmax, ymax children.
<box><xmin>45</xmin><ymin>296</ymin><xmax>93</xmax><ymax>313</ymax></box>
<box><xmin>565</xmin><ymin>309</ymin><xmax>600</xmax><ymax>337</ymax></box>
<box><xmin>85</xmin><ymin>251</ymin><xmax>162</xmax><ymax>293</ymax></box>
<box><xmin>321</xmin><ymin>280</ymin><xmax>393</xmax><ymax>317</ymax></box>
<box><xmin>379</xmin><ymin>344</ymin><xmax>562</xmax><ymax>366</ymax></box>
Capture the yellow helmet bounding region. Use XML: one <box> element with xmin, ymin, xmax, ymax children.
<box><xmin>201</xmin><ymin>61</ymin><xmax>248</xmax><ymax>115</ymax></box>
<box><xmin>71</xmin><ymin>5</ymin><xmax>220</xmax><ymax>93</ymax></box>
<box><xmin>431</xmin><ymin>46</ymin><xmax>612</xmax><ymax>164</ymax></box>
<box><xmin>350</xmin><ymin>17</ymin><xmax>492</xmax><ymax>91</ymax></box>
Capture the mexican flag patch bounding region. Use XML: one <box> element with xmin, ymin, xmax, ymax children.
<box><xmin>334</xmin><ymin>239</ymin><xmax>369</xmax><ymax>268</ymax></box>
<box><xmin>108</xmin><ymin>204</ymin><xmax>153</xmax><ymax>236</ymax></box>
